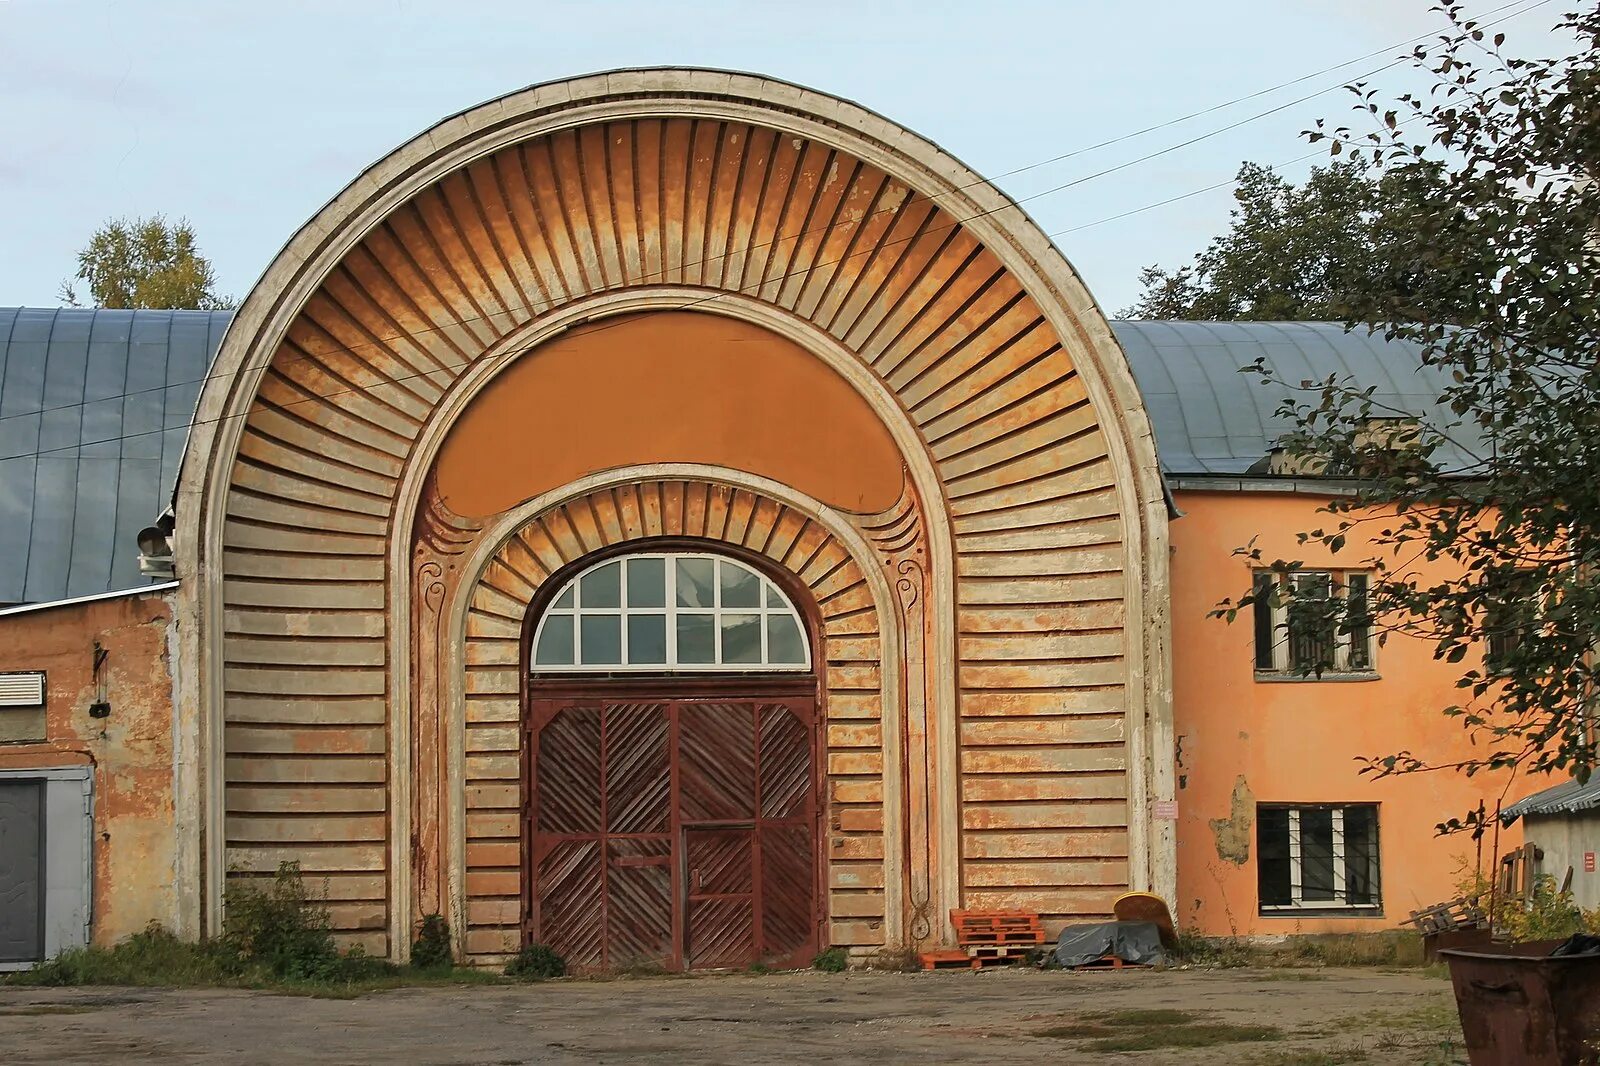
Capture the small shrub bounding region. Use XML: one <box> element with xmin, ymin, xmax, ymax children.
<box><xmin>812</xmin><ymin>947</ymin><xmax>849</xmax><ymax>972</ymax></box>
<box><xmin>1453</xmin><ymin>862</ymin><xmax>1600</xmax><ymax>942</ymax></box>
<box><xmin>224</xmin><ymin>861</ymin><xmax>338</xmax><ymax>979</ymax></box>
<box><xmin>410</xmin><ymin>914</ymin><xmax>453</xmax><ymax>970</ymax></box>
<box><xmin>505</xmin><ymin>943</ymin><xmax>565</xmax><ymax>981</ymax></box>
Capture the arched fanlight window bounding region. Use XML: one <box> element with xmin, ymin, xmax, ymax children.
<box><xmin>530</xmin><ymin>552</ymin><xmax>811</xmax><ymax>672</ymax></box>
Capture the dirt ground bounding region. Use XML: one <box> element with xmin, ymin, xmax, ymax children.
<box><xmin>0</xmin><ymin>966</ymin><xmax>1463</xmax><ymax>1065</ymax></box>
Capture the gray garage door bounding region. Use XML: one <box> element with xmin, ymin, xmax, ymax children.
<box><xmin>0</xmin><ymin>780</ymin><xmax>44</xmax><ymax>963</ymax></box>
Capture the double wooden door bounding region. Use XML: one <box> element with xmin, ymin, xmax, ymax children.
<box><xmin>524</xmin><ymin>692</ymin><xmax>819</xmax><ymax>971</ymax></box>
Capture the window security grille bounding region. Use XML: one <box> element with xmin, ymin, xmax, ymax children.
<box><xmin>1257</xmin><ymin>804</ymin><xmax>1381</xmax><ymax>913</ymax></box>
<box><xmin>1253</xmin><ymin>571</ymin><xmax>1374</xmax><ymax>675</ymax></box>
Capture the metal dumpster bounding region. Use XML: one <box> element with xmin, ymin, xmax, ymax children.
<box><xmin>1440</xmin><ymin>941</ymin><xmax>1600</xmax><ymax>1065</ymax></box>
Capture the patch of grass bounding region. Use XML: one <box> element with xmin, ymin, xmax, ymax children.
<box><xmin>1173</xmin><ymin>931</ymin><xmax>1426</xmax><ymax>970</ymax></box>
<box><xmin>7</xmin><ymin>925</ymin><xmax>246</xmax><ymax>987</ymax></box>
<box><xmin>1092</xmin><ymin>1009</ymin><xmax>1200</xmax><ymax>1026</ymax></box>
<box><xmin>1350</xmin><ymin>1002</ymin><xmax>1459</xmax><ymax>1033</ymax></box>
<box><xmin>1286</xmin><ymin>933</ymin><xmax>1424</xmax><ymax>968</ymax></box>
<box><xmin>271</xmin><ymin>966</ymin><xmax>507</xmax><ymax>999</ymax></box>
<box><xmin>1244</xmin><ymin>1047</ymin><xmax>1369</xmax><ymax>1066</ymax></box>
<box><xmin>1173</xmin><ymin>932</ymin><xmax>1257</xmax><ymax>968</ymax></box>
<box><xmin>3</xmin><ymin>864</ymin><xmax>503</xmax><ymax>996</ymax></box>
<box><xmin>1083</xmin><ymin>1023</ymin><xmax>1282</xmax><ymax>1052</ymax></box>
<box><xmin>2</xmin><ymin>926</ymin><xmax>507</xmax><ymax>997</ymax></box>
<box><xmin>812</xmin><ymin>947</ymin><xmax>849</xmax><ymax>973</ymax></box>
<box><xmin>1035</xmin><ymin>1008</ymin><xmax>1281</xmax><ymax>1052</ymax></box>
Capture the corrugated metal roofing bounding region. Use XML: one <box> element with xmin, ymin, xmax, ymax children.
<box><xmin>1108</xmin><ymin>319</ymin><xmax>1476</xmax><ymax>476</ymax></box>
<box><xmin>0</xmin><ymin>307</ymin><xmax>231</xmax><ymax>604</ymax></box>
<box><xmin>1502</xmin><ymin>776</ymin><xmax>1600</xmax><ymax>821</ymax></box>
<box><xmin>0</xmin><ymin>309</ymin><xmax>1465</xmax><ymax>605</ymax></box>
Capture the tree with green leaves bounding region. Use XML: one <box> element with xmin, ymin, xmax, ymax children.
<box><xmin>1122</xmin><ymin>159</ymin><xmax>1442</xmax><ymax>321</ymax></box>
<box><xmin>1213</xmin><ymin>1</ymin><xmax>1600</xmax><ymax>833</ymax></box>
<box><xmin>60</xmin><ymin>215</ymin><xmax>233</xmax><ymax>310</ymax></box>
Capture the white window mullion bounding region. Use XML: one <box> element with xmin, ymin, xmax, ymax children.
<box><xmin>759</xmin><ymin>600</ymin><xmax>770</xmax><ymax>663</ymax></box>
<box><xmin>1332</xmin><ymin>577</ymin><xmax>1351</xmax><ymax>671</ymax></box>
<box><xmin>1272</xmin><ymin>590</ymin><xmax>1290</xmax><ymax>672</ymax></box>
<box><xmin>1332</xmin><ymin>807</ymin><xmax>1347</xmax><ymax>905</ymax></box>
<box><xmin>1288</xmin><ymin>808</ymin><xmax>1303</xmax><ymax>906</ymax></box>
<box><xmin>666</xmin><ymin>559</ymin><xmax>679</xmax><ymax>669</ymax></box>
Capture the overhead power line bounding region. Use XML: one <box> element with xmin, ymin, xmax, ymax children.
<box><xmin>2</xmin><ymin>0</ymin><xmax>1554</xmax><ymax>459</ymax></box>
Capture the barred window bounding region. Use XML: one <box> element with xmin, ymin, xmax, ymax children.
<box><xmin>1483</xmin><ymin>574</ymin><xmax>1538</xmax><ymax>674</ymax></box>
<box><xmin>1257</xmin><ymin>803</ymin><xmax>1381</xmax><ymax>913</ymax></box>
<box><xmin>1253</xmin><ymin>570</ymin><xmax>1375</xmax><ymax>677</ymax></box>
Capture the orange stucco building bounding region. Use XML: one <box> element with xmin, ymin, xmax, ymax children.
<box><xmin>1168</xmin><ymin>489</ymin><xmax>1522</xmax><ymax>936</ymax></box>
<box><xmin>0</xmin><ymin>71</ymin><xmax>1536</xmax><ymax>968</ymax></box>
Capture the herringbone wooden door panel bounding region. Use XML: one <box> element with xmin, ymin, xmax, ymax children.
<box><xmin>535</xmin><ymin>707</ymin><xmax>601</xmax><ymax>834</ymax></box>
<box><xmin>677</xmin><ymin>703</ymin><xmax>757</xmax><ymax>822</ymax></box>
<box><xmin>528</xmin><ymin>691</ymin><xmax>817</xmax><ymax>971</ymax></box>
<box><xmin>605</xmin><ymin>703</ymin><xmax>671</xmax><ymax>835</ymax></box>
<box><xmin>533</xmin><ymin>837</ymin><xmax>603</xmax><ymax>969</ymax></box>
<box><xmin>606</xmin><ymin>837</ymin><xmax>673</xmax><ymax>965</ymax></box>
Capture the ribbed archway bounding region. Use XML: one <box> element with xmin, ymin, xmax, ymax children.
<box><xmin>174</xmin><ymin>70</ymin><xmax>1173</xmax><ymax>958</ymax></box>
<box><xmin>452</xmin><ymin>476</ymin><xmax>884</xmax><ymax>963</ymax></box>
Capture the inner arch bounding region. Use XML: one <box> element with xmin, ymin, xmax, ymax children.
<box><xmin>432</xmin><ymin>311</ymin><xmax>905</xmax><ymax>518</ymax></box>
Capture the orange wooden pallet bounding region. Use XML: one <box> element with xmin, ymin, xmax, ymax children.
<box><xmin>918</xmin><ymin>949</ymin><xmax>1018</xmax><ymax>971</ymax></box>
<box><xmin>951</xmin><ymin>909</ymin><xmax>1045</xmax><ymax>947</ymax></box>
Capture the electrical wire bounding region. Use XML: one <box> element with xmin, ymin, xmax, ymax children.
<box><xmin>2</xmin><ymin>0</ymin><xmax>1554</xmax><ymax>460</ymax></box>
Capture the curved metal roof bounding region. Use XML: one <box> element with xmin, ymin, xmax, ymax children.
<box><xmin>0</xmin><ymin>307</ymin><xmax>230</xmax><ymax>604</ymax></box>
<box><xmin>1109</xmin><ymin>319</ymin><xmax>1472</xmax><ymax>477</ymax></box>
<box><xmin>0</xmin><ymin>309</ymin><xmax>1464</xmax><ymax>605</ymax></box>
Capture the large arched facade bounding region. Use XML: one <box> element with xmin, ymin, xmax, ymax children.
<box><xmin>171</xmin><ymin>70</ymin><xmax>1173</xmax><ymax>963</ymax></box>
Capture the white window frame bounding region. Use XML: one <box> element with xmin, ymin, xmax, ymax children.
<box><xmin>1260</xmin><ymin>803</ymin><xmax>1381</xmax><ymax>913</ymax></box>
<box><xmin>1255</xmin><ymin>569</ymin><xmax>1377</xmax><ymax>676</ymax></box>
<box><xmin>530</xmin><ymin>552</ymin><xmax>811</xmax><ymax>673</ymax></box>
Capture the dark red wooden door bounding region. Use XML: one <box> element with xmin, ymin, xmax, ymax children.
<box><xmin>526</xmin><ymin>692</ymin><xmax>817</xmax><ymax>971</ymax></box>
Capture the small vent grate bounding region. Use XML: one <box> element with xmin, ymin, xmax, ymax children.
<box><xmin>0</xmin><ymin>672</ymin><xmax>45</xmax><ymax>708</ymax></box>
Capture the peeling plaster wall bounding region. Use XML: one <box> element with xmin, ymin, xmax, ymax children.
<box><xmin>1208</xmin><ymin>775</ymin><xmax>1253</xmax><ymax>866</ymax></box>
<box><xmin>0</xmin><ymin>591</ymin><xmax>179</xmax><ymax>945</ymax></box>
<box><xmin>1170</xmin><ymin>490</ymin><xmax>1530</xmax><ymax>936</ymax></box>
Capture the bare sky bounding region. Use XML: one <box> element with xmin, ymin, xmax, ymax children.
<box><xmin>0</xmin><ymin>0</ymin><xmax>1570</xmax><ymax>315</ymax></box>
